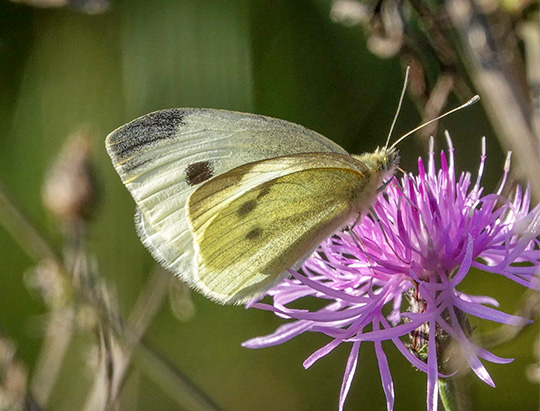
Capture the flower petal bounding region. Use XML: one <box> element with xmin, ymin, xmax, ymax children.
<box><xmin>339</xmin><ymin>342</ymin><xmax>360</xmax><ymax>411</ymax></box>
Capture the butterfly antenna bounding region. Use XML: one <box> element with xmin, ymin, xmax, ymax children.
<box><xmin>389</xmin><ymin>95</ymin><xmax>480</xmax><ymax>151</ymax></box>
<box><xmin>384</xmin><ymin>66</ymin><xmax>410</xmax><ymax>151</ymax></box>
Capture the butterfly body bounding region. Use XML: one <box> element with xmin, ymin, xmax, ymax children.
<box><xmin>106</xmin><ymin>108</ymin><xmax>398</xmax><ymax>304</ymax></box>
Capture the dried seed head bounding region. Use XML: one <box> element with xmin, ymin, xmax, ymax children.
<box><xmin>42</xmin><ymin>130</ymin><xmax>99</xmax><ymax>225</ymax></box>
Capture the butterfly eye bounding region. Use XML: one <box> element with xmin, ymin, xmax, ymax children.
<box><xmin>383</xmin><ymin>151</ymin><xmax>399</xmax><ymax>173</ymax></box>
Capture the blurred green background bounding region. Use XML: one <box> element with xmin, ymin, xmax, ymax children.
<box><xmin>0</xmin><ymin>0</ymin><xmax>537</xmax><ymax>410</ymax></box>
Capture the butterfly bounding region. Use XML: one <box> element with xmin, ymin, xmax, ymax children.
<box><xmin>105</xmin><ymin>81</ymin><xmax>478</xmax><ymax>305</ymax></box>
<box><xmin>106</xmin><ymin>107</ymin><xmax>402</xmax><ymax>304</ymax></box>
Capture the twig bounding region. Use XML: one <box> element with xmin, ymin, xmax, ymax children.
<box><xmin>30</xmin><ymin>308</ymin><xmax>75</xmax><ymax>406</ymax></box>
<box><xmin>31</xmin><ymin>225</ymin><xmax>84</xmax><ymax>407</ymax></box>
<box><xmin>0</xmin><ymin>333</ymin><xmax>44</xmax><ymax>411</ymax></box>
<box><xmin>519</xmin><ymin>17</ymin><xmax>540</xmax><ymax>198</ymax></box>
<box><xmin>82</xmin><ymin>267</ymin><xmax>171</xmax><ymax>410</ymax></box>
<box><xmin>445</xmin><ymin>0</ymin><xmax>540</xmax><ymax>200</ymax></box>
<box><xmin>0</xmin><ymin>180</ymin><xmax>60</xmax><ymax>265</ymax></box>
<box><xmin>0</xmin><ymin>180</ymin><xmax>221</xmax><ymax>410</ymax></box>
<box><xmin>520</xmin><ymin>19</ymin><xmax>540</xmax><ymax>139</ymax></box>
<box><xmin>133</xmin><ymin>337</ymin><xmax>224</xmax><ymax>411</ymax></box>
<box><xmin>418</xmin><ymin>73</ymin><xmax>455</xmax><ymax>146</ymax></box>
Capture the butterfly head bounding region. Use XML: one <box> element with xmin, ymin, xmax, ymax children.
<box><xmin>378</xmin><ymin>147</ymin><xmax>400</xmax><ymax>176</ymax></box>
<box><xmin>353</xmin><ymin>147</ymin><xmax>399</xmax><ymax>181</ymax></box>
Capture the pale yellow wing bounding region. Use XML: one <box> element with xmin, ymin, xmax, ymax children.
<box><xmin>186</xmin><ymin>153</ymin><xmax>370</xmax><ymax>304</ymax></box>
<box><xmin>105</xmin><ymin>109</ymin><xmax>348</xmax><ymax>288</ymax></box>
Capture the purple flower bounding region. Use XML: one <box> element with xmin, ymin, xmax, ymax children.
<box><xmin>243</xmin><ymin>135</ymin><xmax>540</xmax><ymax>411</ymax></box>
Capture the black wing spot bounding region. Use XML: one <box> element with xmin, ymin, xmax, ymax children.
<box><xmin>245</xmin><ymin>227</ymin><xmax>262</xmax><ymax>240</ymax></box>
<box><xmin>238</xmin><ymin>200</ymin><xmax>256</xmax><ymax>217</ymax></box>
<box><xmin>185</xmin><ymin>161</ymin><xmax>214</xmax><ymax>186</ymax></box>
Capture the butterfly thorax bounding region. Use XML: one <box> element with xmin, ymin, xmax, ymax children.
<box><xmin>348</xmin><ymin>147</ymin><xmax>399</xmax><ymax>213</ymax></box>
<box><xmin>352</xmin><ymin>147</ymin><xmax>399</xmax><ymax>176</ymax></box>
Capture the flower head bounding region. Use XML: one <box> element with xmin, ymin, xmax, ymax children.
<box><xmin>243</xmin><ymin>135</ymin><xmax>540</xmax><ymax>411</ymax></box>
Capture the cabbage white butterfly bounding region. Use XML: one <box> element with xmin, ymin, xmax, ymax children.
<box><xmin>106</xmin><ymin>84</ymin><xmax>478</xmax><ymax>304</ymax></box>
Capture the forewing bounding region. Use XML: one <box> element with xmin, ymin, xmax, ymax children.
<box><xmin>105</xmin><ymin>109</ymin><xmax>348</xmax><ymax>285</ymax></box>
<box><xmin>187</xmin><ymin>153</ymin><xmax>368</xmax><ymax>304</ymax></box>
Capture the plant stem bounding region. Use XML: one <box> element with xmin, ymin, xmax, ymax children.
<box><xmin>438</xmin><ymin>377</ymin><xmax>457</xmax><ymax>411</ymax></box>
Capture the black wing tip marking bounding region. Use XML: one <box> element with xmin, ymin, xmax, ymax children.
<box><xmin>106</xmin><ymin>108</ymin><xmax>189</xmax><ymax>171</ymax></box>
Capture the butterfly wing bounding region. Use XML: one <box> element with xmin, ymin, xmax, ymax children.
<box><xmin>186</xmin><ymin>153</ymin><xmax>370</xmax><ymax>304</ymax></box>
<box><xmin>105</xmin><ymin>109</ymin><xmax>348</xmax><ymax>291</ymax></box>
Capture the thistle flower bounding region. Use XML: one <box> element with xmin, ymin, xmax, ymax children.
<box><xmin>243</xmin><ymin>135</ymin><xmax>540</xmax><ymax>411</ymax></box>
